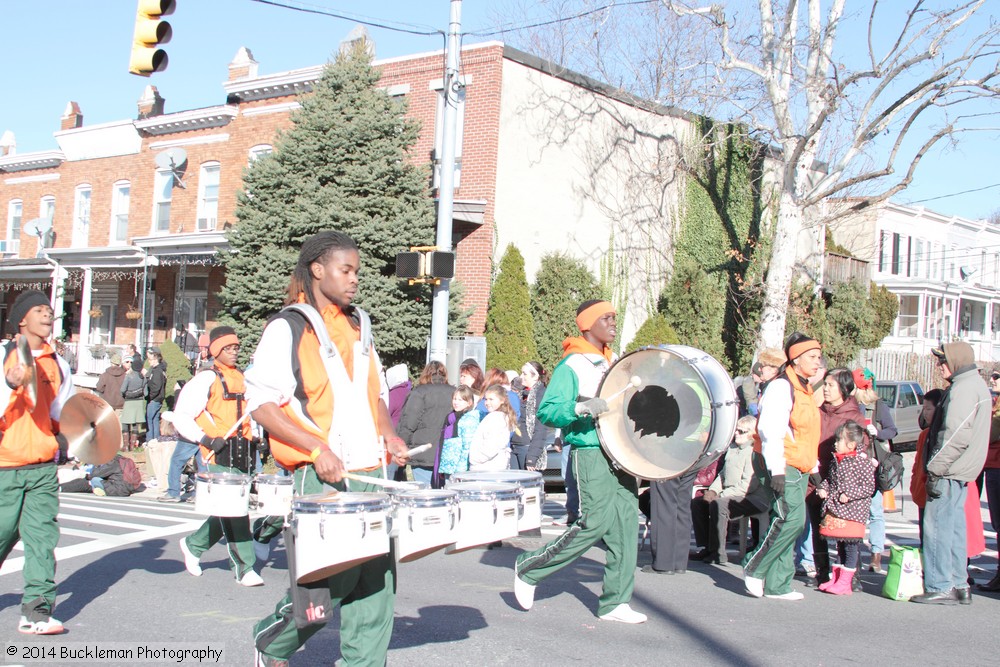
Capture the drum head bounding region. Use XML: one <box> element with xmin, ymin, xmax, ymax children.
<box><xmin>596</xmin><ymin>346</ymin><xmax>737</xmax><ymax>481</ymax></box>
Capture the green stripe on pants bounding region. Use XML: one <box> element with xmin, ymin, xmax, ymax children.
<box><xmin>743</xmin><ymin>466</ymin><xmax>807</xmax><ymax>596</ymax></box>
<box><xmin>515</xmin><ymin>448</ymin><xmax>639</xmax><ymax>616</ymax></box>
<box><xmin>0</xmin><ymin>465</ymin><xmax>59</xmax><ymax>615</ymax></box>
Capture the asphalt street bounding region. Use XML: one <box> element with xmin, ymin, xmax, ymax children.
<box><xmin>1</xmin><ymin>454</ymin><xmax>996</xmax><ymax>666</ymax></box>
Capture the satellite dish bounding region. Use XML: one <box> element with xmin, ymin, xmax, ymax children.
<box><xmin>154</xmin><ymin>147</ymin><xmax>188</xmax><ymax>189</ymax></box>
<box><xmin>959</xmin><ymin>266</ymin><xmax>977</xmax><ymax>282</ymax></box>
<box><xmin>22</xmin><ymin>217</ymin><xmax>52</xmax><ymax>239</ymax></box>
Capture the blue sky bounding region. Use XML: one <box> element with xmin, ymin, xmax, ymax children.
<box><xmin>1</xmin><ymin>1</ymin><xmax>996</xmax><ymax>221</ymax></box>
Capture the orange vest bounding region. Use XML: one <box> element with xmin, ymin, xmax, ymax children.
<box><xmin>195</xmin><ymin>363</ymin><xmax>251</xmax><ymax>461</ymax></box>
<box><xmin>268</xmin><ymin>305</ymin><xmax>382</xmax><ymax>470</ymax></box>
<box><xmin>1</xmin><ymin>341</ymin><xmax>62</xmax><ymax>467</ymax></box>
<box><xmin>783</xmin><ymin>368</ymin><xmax>821</xmax><ymax>472</ymax></box>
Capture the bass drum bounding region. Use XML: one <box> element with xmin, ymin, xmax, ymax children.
<box><xmin>595</xmin><ymin>345</ymin><xmax>737</xmax><ymax>481</ymax></box>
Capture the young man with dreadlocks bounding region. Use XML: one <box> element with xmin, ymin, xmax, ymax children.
<box><xmin>513</xmin><ymin>299</ymin><xmax>647</xmax><ymax>624</ymax></box>
<box><xmin>249</xmin><ymin>231</ymin><xmax>410</xmax><ymax>667</ymax></box>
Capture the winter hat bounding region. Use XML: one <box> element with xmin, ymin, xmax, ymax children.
<box><xmin>385</xmin><ymin>363</ymin><xmax>409</xmax><ymax>389</ymax></box>
<box><xmin>109</xmin><ymin>353</ymin><xmax>122</xmax><ymax>365</ymax></box>
<box><xmin>208</xmin><ymin>326</ymin><xmax>239</xmax><ymax>358</ymax></box>
<box><xmin>10</xmin><ymin>290</ymin><xmax>49</xmax><ymax>328</ymax></box>
<box><xmin>852</xmin><ymin>368</ymin><xmax>875</xmax><ymax>391</ymax></box>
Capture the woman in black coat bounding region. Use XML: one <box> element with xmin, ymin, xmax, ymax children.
<box><xmin>397</xmin><ymin>361</ymin><xmax>455</xmax><ymax>486</ymax></box>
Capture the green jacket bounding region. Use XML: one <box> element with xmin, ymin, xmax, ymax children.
<box><xmin>537</xmin><ymin>351</ymin><xmax>611</xmax><ymax>449</ymax></box>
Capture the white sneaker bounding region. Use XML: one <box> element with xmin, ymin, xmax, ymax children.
<box><xmin>179</xmin><ymin>537</ymin><xmax>202</xmax><ymax>577</ymax></box>
<box><xmin>514</xmin><ymin>572</ymin><xmax>536</xmax><ymax>610</ymax></box>
<box><xmin>239</xmin><ymin>570</ymin><xmax>265</xmax><ymax>587</ymax></box>
<box><xmin>18</xmin><ymin>615</ymin><xmax>65</xmax><ymax>635</ymax></box>
<box><xmin>599</xmin><ymin>603</ymin><xmax>647</xmax><ymax>624</ymax></box>
<box><xmin>253</xmin><ymin>539</ymin><xmax>271</xmax><ymax>564</ymax></box>
<box><xmin>765</xmin><ymin>591</ymin><xmax>804</xmax><ymax>601</ymax></box>
<box><xmin>744</xmin><ymin>572</ymin><xmax>764</xmax><ymax>598</ymax></box>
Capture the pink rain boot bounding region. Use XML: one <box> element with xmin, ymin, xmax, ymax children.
<box><xmin>828</xmin><ymin>567</ymin><xmax>855</xmax><ymax>595</ymax></box>
<box><xmin>818</xmin><ymin>566</ymin><xmax>842</xmax><ymax>593</ymax></box>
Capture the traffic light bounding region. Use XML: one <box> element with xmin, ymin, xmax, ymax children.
<box><xmin>128</xmin><ymin>0</ymin><xmax>175</xmax><ymax>77</ymax></box>
<box><xmin>395</xmin><ymin>252</ymin><xmax>424</xmax><ymax>279</ymax></box>
<box><xmin>395</xmin><ymin>248</ymin><xmax>456</xmax><ymax>283</ymax></box>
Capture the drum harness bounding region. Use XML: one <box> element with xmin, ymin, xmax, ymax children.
<box><xmin>210</xmin><ymin>368</ymin><xmax>253</xmax><ymax>473</ymax></box>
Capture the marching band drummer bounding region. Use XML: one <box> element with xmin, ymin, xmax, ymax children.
<box><xmin>0</xmin><ymin>290</ymin><xmax>74</xmax><ymax>635</ymax></box>
<box><xmin>513</xmin><ymin>299</ymin><xmax>647</xmax><ymax>624</ymax></box>
<box><xmin>172</xmin><ymin>326</ymin><xmax>262</xmax><ymax>587</ymax></box>
<box><xmin>247</xmin><ymin>231</ymin><xmax>409</xmax><ymax>667</ymax></box>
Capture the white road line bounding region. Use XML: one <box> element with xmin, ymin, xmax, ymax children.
<box><xmin>1</xmin><ymin>518</ymin><xmax>203</xmax><ymax>576</ymax></box>
<box><xmin>58</xmin><ymin>501</ymin><xmax>193</xmax><ymax>522</ymax></box>
<box><xmin>56</xmin><ymin>513</ymin><xmax>156</xmax><ymax>531</ymax></box>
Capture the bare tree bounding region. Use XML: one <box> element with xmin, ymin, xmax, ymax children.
<box><xmin>492</xmin><ymin>0</ymin><xmax>1000</xmax><ymax>349</ymax></box>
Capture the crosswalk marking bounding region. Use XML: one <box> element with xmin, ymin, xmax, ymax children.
<box><xmin>0</xmin><ymin>494</ymin><xmax>203</xmax><ymax>576</ymax></box>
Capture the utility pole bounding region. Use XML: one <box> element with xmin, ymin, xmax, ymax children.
<box><xmin>428</xmin><ymin>0</ymin><xmax>463</xmax><ymax>363</ymax></box>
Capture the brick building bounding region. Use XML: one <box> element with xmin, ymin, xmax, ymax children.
<box><xmin>1</xmin><ymin>40</ymin><xmax>701</xmax><ymax>379</ymax></box>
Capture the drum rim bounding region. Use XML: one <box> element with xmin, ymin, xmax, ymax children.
<box><xmin>452</xmin><ymin>471</ymin><xmax>543</xmax><ymax>487</ymax></box>
<box><xmin>195</xmin><ymin>472</ymin><xmax>251</xmax><ymax>484</ymax></box>
<box><xmin>293</xmin><ymin>492</ymin><xmax>390</xmax><ymax>513</ymax></box>
<box><xmin>595</xmin><ymin>345</ymin><xmax>730</xmax><ymax>481</ymax></box>
<box><xmin>254</xmin><ymin>474</ymin><xmax>294</xmax><ymax>485</ymax></box>
<box><xmin>396</xmin><ymin>489</ymin><xmax>459</xmax><ymax>507</ymax></box>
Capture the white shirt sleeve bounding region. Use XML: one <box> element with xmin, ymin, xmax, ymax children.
<box><xmin>51</xmin><ymin>354</ymin><xmax>75</xmax><ymax>421</ymax></box>
<box><xmin>245</xmin><ymin>318</ymin><xmax>297</xmax><ymax>414</ymax></box>
<box><xmin>757</xmin><ymin>378</ymin><xmax>793</xmax><ymax>476</ymax></box>
<box><xmin>172</xmin><ymin>370</ymin><xmax>217</xmax><ymax>444</ymax></box>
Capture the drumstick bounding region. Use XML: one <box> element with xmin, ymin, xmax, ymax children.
<box><xmin>342</xmin><ymin>472</ymin><xmax>414</xmax><ymax>489</ymax></box>
<box><xmin>224</xmin><ymin>411</ymin><xmax>252</xmax><ymax>440</ymax></box>
<box><xmin>406</xmin><ymin>443</ymin><xmax>432</xmax><ymax>458</ymax></box>
<box><xmin>605</xmin><ymin>375</ymin><xmax>642</xmax><ymax>403</ymax></box>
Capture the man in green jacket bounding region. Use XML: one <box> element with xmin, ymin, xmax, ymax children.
<box><xmin>513</xmin><ymin>300</ymin><xmax>646</xmax><ymax>624</ymax></box>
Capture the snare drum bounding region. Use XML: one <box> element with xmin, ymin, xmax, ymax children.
<box><xmin>382</xmin><ymin>481</ymin><xmax>427</xmax><ymax>537</ymax></box>
<box><xmin>254</xmin><ymin>474</ymin><xmax>294</xmax><ymax>517</ymax></box>
<box><xmin>445</xmin><ymin>481</ymin><xmax>521</xmax><ymax>552</ymax></box>
<box><xmin>392</xmin><ymin>489</ymin><xmax>459</xmax><ymax>562</ymax></box>
<box><xmin>291</xmin><ymin>492</ymin><xmax>391</xmax><ymax>583</ymax></box>
<box><xmin>452</xmin><ymin>470</ymin><xmax>544</xmax><ymax>531</ymax></box>
<box><xmin>194</xmin><ymin>472</ymin><xmax>251</xmax><ymax>517</ymax></box>
<box><xmin>595</xmin><ymin>346</ymin><xmax>737</xmax><ymax>481</ymax></box>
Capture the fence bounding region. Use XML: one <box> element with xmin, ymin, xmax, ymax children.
<box><xmin>853</xmin><ymin>348</ymin><xmax>941</xmax><ymax>390</ymax></box>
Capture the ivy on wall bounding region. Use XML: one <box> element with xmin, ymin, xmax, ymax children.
<box><xmin>661</xmin><ymin>118</ymin><xmax>770</xmax><ymax>374</ymax></box>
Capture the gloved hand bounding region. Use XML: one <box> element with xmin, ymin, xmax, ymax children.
<box><xmin>575</xmin><ymin>397</ymin><xmax>609</xmax><ymax>417</ymax></box>
<box><xmin>866</xmin><ymin>423</ymin><xmax>878</xmax><ymax>438</ymax></box>
<box><xmin>809</xmin><ymin>472</ymin><xmax>823</xmax><ymax>488</ymax></box>
<box><xmin>926</xmin><ymin>474</ymin><xmax>942</xmax><ymax>500</ymax></box>
<box><xmin>770</xmin><ymin>474</ymin><xmax>786</xmax><ymax>496</ymax></box>
<box><xmin>200</xmin><ymin>435</ymin><xmax>227</xmax><ymax>453</ymax></box>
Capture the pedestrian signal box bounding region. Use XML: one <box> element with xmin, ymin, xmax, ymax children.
<box><xmin>395</xmin><ymin>247</ymin><xmax>456</xmax><ymax>284</ymax></box>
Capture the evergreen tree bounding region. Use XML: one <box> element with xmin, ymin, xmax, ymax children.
<box><xmin>531</xmin><ymin>253</ymin><xmax>602</xmax><ymax>372</ymax></box>
<box><xmin>660</xmin><ymin>257</ymin><xmax>727</xmax><ymax>363</ymax></box>
<box><xmin>625</xmin><ymin>313</ymin><xmax>679</xmax><ymax>353</ymax></box>
<box><xmin>219</xmin><ymin>42</ymin><xmax>437</xmax><ymax>367</ymax></box>
<box><xmin>485</xmin><ymin>244</ymin><xmax>536</xmax><ymax>370</ymax></box>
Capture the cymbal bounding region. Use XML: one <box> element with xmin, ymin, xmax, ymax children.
<box><xmin>61</xmin><ymin>393</ymin><xmax>121</xmax><ymax>465</ymax></box>
<box><xmin>16</xmin><ymin>335</ymin><xmax>37</xmax><ymax>411</ymax></box>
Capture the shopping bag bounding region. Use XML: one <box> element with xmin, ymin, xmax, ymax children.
<box><xmin>882</xmin><ymin>545</ymin><xmax>924</xmax><ymax>601</ymax></box>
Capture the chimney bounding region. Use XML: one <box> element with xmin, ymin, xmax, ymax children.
<box><xmin>61</xmin><ymin>102</ymin><xmax>83</xmax><ymax>131</ymax></box>
<box><xmin>228</xmin><ymin>47</ymin><xmax>258</xmax><ymax>81</ymax></box>
<box><xmin>137</xmin><ymin>85</ymin><xmax>165</xmax><ymax>119</ymax></box>
<box><xmin>0</xmin><ymin>131</ymin><xmax>14</xmax><ymax>157</ymax></box>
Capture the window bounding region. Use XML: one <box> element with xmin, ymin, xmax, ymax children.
<box><xmin>432</xmin><ymin>86</ymin><xmax>465</xmax><ymax>189</ymax></box>
<box><xmin>153</xmin><ymin>169</ymin><xmax>173</xmax><ymax>233</ymax></box>
<box><xmin>898</xmin><ymin>384</ymin><xmax>918</xmax><ymax>409</ymax></box>
<box><xmin>248</xmin><ymin>144</ymin><xmax>272</xmax><ymax>164</ymax></box>
<box><xmin>878</xmin><ymin>231</ymin><xmax>891</xmax><ymax>273</ymax></box>
<box><xmin>196</xmin><ymin>162</ymin><xmax>220</xmax><ymax>231</ymax></box>
<box><xmin>4</xmin><ymin>200</ymin><xmax>22</xmax><ymax>254</ymax></box>
<box><xmin>912</xmin><ymin>239</ymin><xmax>923</xmax><ymax>278</ymax></box>
<box><xmin>110</xmin><ymin>181</ymin><xmax>130</xmax><ymax>244</ymax></box>
<box><xmin>39</xmin><ymin>196</ymin><xmax>55</xmax><ymax>225</ymax></box>
<box><xmin>71</xmin><ymin>185</ymin><xmax>91</xmax><ymax>247</ymax></box>
<box><xmin>896</xmin><ymin>295</ymin><xmax>919</xmax><ymax>337</ymax></box>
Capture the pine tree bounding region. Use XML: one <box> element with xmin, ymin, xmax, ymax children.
<box><xmin>530</xmin><ymin>253</ymin><xmax>601</xmax><ymax>372</ymax></box>
<box><xmin>484</xmin><ymin>244</ymin><xmax>536</xmax><ymax>370</ymax></box>
<box><xmin>219</xmin><ymin>42</ymin><xmax>437</xmax><ymax>367</ymax></box>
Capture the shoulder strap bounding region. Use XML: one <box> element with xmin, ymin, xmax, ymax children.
<box><xmin>283</xmin><ymin>303</ymin><xmax>372</xmax><ymax>358</ymax></box>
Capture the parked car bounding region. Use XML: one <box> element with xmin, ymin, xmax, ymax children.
<box><xmin>874</xmin><ymin>380</ymin><xmax>925</xmax><ymax>452</ymax></box>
